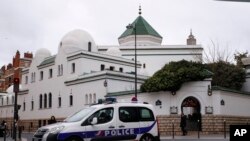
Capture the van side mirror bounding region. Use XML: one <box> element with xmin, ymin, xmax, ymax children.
<box><xmin>91</xmin><ymin>117</ymin><xmax>98</xmax><ymax>125</ymax></box>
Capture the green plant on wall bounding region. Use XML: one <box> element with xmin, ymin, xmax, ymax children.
<box><xmin>141</xmin><ymin>60</ymin><xmax>212</xmax><ymax>92</ymax></box>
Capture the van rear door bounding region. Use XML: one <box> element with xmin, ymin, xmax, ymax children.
<box><xmin>115</xmin><ymin>106</ymin><xmax>139</xmax><ymax>140</ymax></box>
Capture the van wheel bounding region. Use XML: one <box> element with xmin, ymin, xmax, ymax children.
<box><xmin>140</xmin><ymin>134</ymin><xmax>154</xmax><ymax>141</ymax></box>
<box><xmin>66</xmin><ymin>136</ymin><xmax>83</xmax><ymax>141</ymax></box>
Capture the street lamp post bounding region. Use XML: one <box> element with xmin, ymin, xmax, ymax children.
<box><xmin>126</xmin><ymin>24</ymin><xmax>137</xmax><ymax>98</ymax></box>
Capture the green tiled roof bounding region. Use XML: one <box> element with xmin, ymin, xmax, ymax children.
<box><xmin>38</xmin><ymin>55</ymin><xmax>56</xmax><ymax>67</ymax></box>
<box><xmin>119</xmin><ymin>16</ymin><xmax>162</xmax><ymax>39</ymax></box>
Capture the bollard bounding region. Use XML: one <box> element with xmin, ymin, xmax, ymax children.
<box><xmin>11</xmin><ymin>124</ymin><xmax>13</xmax><ymax>138</ymax></box>
<box><xmin>197</xmin><ymin>120</ymin><xmax>200</xmax><ymax>139</ymax></box>
<box><xmin>224</xmin><ymin>120</ymin><xmax>226</xmax><ymax>139</ymax></box>
<box><xmin>172</xmin><ymin>120</ymin><xmax>174</xmax><ymax>139</ymax></box>
<box><xmin>4</xmin><ymin>123</ymin><xmax>6</xmax><ymax>141</ymax></box>
<box><xmin>18</xmin><ymin>126</ymin><xmax>22</xmax><ymax>139</ymax></box>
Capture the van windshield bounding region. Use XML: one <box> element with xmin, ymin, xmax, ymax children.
<box><xmin>64</xmin><ymin>107</ymin><xmax>95</xmax><ymax>122</ymax></box>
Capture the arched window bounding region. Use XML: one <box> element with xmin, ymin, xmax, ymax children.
<box><xmin>88</xmin><ymin>42</ymin><xmax>92</xmax><ymax>52</ymax></box>
<box><xmin>44</xmin><ymin>94</ymin><xmax>47</xmax><ymax>108</ymax></box>
<box><xmin>49</xmin><ymin>93</ymin><xmax>52</xmax><ymax>108</ymax></box>
<box><xmin>31</xmin><ymin>100</ymin><xmax>34</xmax><ymax>110</ymax></box>
<box><xmin>89</xmin><ymin>94</ymin><xmax>92</xmax><ymax>104</ymax></box>
<box><xmin>61</xmin><ymin>64</ymin><xmax>63</xmax><ymax>75</ymax></box>
<box><xmin>93</xmin><ymin>93</ymin><xmax>96</xmax><ymax>104</ymax></box>
<box><xmin>85</xmin><ymin>94</ymin><xmax>88</xmax><ymax>105</ymax></box>
<box><xmin>69</xmin><ymin>95</ymin><xmax>73</xmax><ymax>106</ymax></box>
<box><xmin>58</xmin><ymin>97</ymin><xmax>61</xmax><ymax>107</ymax></box>
<box><xmin>39</xmin><ymin>94</ymin><xmax>43</xmax><ymax>109</ymax></box>
<box><xmin>23</xmin><ymin>101</ymin><xmax>26</xmax><ymax>111</ymax></box>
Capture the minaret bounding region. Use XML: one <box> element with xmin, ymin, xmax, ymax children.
<box><xmin>187</xmin><ymin>29</ymin><xmax>196</xmax><ymax>45</ymax></box>
<box><xmin>118</xmin><ymin>6</ymin><xmax>162</xmax><ymax>46</ymax></box>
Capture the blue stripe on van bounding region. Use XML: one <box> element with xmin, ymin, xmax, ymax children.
<box><xmin>57</xmin><ymin>121</ymin><xmax>156</xmax><ymax>140</ymax></box>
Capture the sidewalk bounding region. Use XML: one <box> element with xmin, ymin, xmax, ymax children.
<box><xmin>161</xmin><ymin>133</ymin><xmax>230</xmax><ymax>140</ymax></box>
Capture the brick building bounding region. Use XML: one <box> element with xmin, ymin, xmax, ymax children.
<box><xmin>0</xmin><ymin>51</ymin><xmax>33</xmax><ymax>92</ymax></box>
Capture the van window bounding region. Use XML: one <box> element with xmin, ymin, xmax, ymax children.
<box><xmin>139</xmin><ymin>107</ymin><xmax>155</xmax><ymax>121</ymax></box>
<box><xmin>64</xmin><ymin>107</ymin><xmax>95</xmax><ymax>122</ymax></box>
<box><xmin>85</xmin><ymin>108</ymin><xmax>114</xmax><ymax>125</ymax></box>
<box><xmin>119</xmin><ymin>107</ymin><xmax>139</xmax><ymax>122</ymax></box>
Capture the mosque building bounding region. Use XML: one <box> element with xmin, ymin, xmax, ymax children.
<box><xmin>1</xmin><ymin>8</ymin><xmax>250</xmax><ymax>135</ymax></box>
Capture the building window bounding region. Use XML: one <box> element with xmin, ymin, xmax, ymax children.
<box><xmin>143</xmin><ymin>63</ymin><xmax>146</xmax><ymax>69</ymax></box>
<box><xmin>31</xmin><ymin>100</ymin><xmax>34</xmax><ymax>110</ymax></box>
<box><xmin>101</xmin><ymin>64</ymin><xmax>105</xmax><ymax>71</ymax></box>
<box><xmin>49</xmin><ymin>69</ymin><xmax>53</xmax><ymax>78</ymax></box>
<box><xmin>69</xmin><ymin>95</ymin><xmax>73</xmax><ymax>106</ymax></box>
<box><xmin>1</xmin><ymin>98</ymin><xmax>3</xmax><ymax>106</ymax></box>
<box><xmin>88</xmin><ymin>42</ymin><xmax>92</xmax><ymax>52</ymax></box>
<box><xmin>119</xmin><ymin>67</ymin><xmax>123</xmax><ymax>72</ymax></box>
<box><xmin>12</xmin><ymin>96</ymin><xmax>14</xmax><ymax>104</ymax></box>
<box><xmin>44</xmin><ymin>94</ymin><xmax>47</xmax><ymax>108</ymax></box>
<box><xmin>25</xmin><ymin>76</ymin><xmax>28</xmax><ymax>84</ymax></box>
<box><xmin>89</xmin><ymin>94</ymin><xmax>92</xmax><ymax>104</ymax></box>
<box><xmin>58</xmin><ymin>64</ymin><xmax>63</xmax><ymax>76</ymax></box>
<box><xmin>34</xmin><ymin>72</ymin><xmax>36</xmax><ymax>82</ymax></box>
<box><xmin>61</xmin><ymin>64</ymin><xmax>63</xmax><ymax>75</ymax></box>
<box><xmin>48</xmin><ymin>93</ymin><xmax>52</xmax><ymax>108</ymax></box>
<box><xmin>58</xmin><ymin>65</ymin><xmax>60</xmax><ymax>76</ymax></box>
<box><xmin>72</xmin><ymin>63</ymin><xmax>75</xmax><ymax>73</ymax></box>
<box><xmin>39</xmin><ymin>94</ymin><xmax>43</xmax><ymax>109</ymax></box>
<box><xmin>40</xmin><ymin>71</ymin><xmax>43</xmax><ymax>80</ymax></box>
<box><xmin>23</xmin><ymin>102</ymin><xmax>26</xmax><ymax>111</ymax></box>
<box><xmin>31</xmin><ymin>72</ymin><xmax>36</xmax><ymax>82</ymax></box>
<box><xmin>31</xmin><ymin>73</ymin><xmax>33</xmax><ymax>82</ymax></box>
<box><xmin>110</xmin><ymin>66</ymin><xmax>114</xmax><ymax>71</ymax></box>
<box><xmin>58</xmin><ymin>97</ymin><xmax>61</xmax><ymax>108</ymax></box>
<box><xmin>85</xmin><ymin>94</ymin><xmax>88</xmax><ymax>105</ymax></box>
<box><xmin>9</xmin><ymin>77</ymin><xmax>12</xmax><ymax>83</ymax></box>
<box><xmin>6</xmin><ymin>97</ymin><xmax>9</xmax><ymax>105</ymax></box>
<box><xmin>93</xmin><ymin>93</ymin><xmax>96</xmax><ymax>104</ymax></box>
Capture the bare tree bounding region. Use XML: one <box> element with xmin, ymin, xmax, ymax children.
<box><xmin>203</xmin><ymin>39</ymin><xmax>234</xmax><ymax>63</ymax></box>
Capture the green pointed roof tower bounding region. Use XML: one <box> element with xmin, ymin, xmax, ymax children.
<box><xmin>118</xmin><ymin>6</ymin><xmax>162</xmax><ymax>46</ymax></box>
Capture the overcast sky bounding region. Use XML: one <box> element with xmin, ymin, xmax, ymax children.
<box><xmin>1</xmin><ymin>0</ymin><xmax>250</xmax><ymax>66</ymax></box>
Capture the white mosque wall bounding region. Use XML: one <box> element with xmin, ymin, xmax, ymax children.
<box><xmin>213</xmin><ymin>90</ymin><xmax>250</xmax><ymax>117</ymax></box>
<box><xmin>113</xmin><ymin>81</ymin><xmax>211</xmax><ymax>116</ymax></box>
<box><xmin>241</xmin><ymin>77</ymin><xmax>250</xmax><ymax>92</ymax></box>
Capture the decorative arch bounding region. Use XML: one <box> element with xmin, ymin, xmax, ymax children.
<box><xmin>181</xmin><ymin>96</ymin><xmax>202</xmax><ymax>131</ymax></box>
<box><xmin>39</xmin><ymin>94</ymin><xmax>43</xmax><ymax>109</ymax></box>
<box><xmin>44</xmin><ymin>93</ymin><xmax>47</xmax><ymax>108</ymax></box>
<box><xmin>48</xmin><ymin>93</ymin><xmax>52</xmax><ymax>108</ymax></box>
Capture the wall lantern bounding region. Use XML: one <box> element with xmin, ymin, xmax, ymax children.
<box><xmin>104</xmin><ymin>80</ymin><xmax>107</xmax><ymax>87</ymax></box>
<box><xmin>171</xmin><ymin>91</ymin><xmax>176</xmax><ymax>96</ymax></box>
<box><xmin>205</xmin><ymin>106</ymin><xmax>213</xmax><ymax>114</ymax></box>
<box><xmin>170</xmin><ymin>106</ymin><xmax>178</xmax><ymax>114</ymax></box>
<box><xmin>207</xmin><ymin>85</ymin><xmax>212</xmax><ymax>96</ymax></box>
<box><xmin>221</xmin><ymin>99</ymin><xmax>225</xmax><ymax>106</ymax></box>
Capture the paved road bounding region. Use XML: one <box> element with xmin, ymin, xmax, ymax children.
<box><xmin>1</xmin><ymin>133</ymin><xmax>229</xmax><ymax>141</ymax></box>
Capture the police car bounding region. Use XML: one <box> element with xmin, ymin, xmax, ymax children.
<box><xmin>33</xmin><ymin>99</ymin><xmax>160</xmax><ymax>141</ymax></box>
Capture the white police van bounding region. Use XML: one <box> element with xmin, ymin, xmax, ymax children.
<box><xmin>33</xmin><ymin>100</ymin><xmax>159</xmax><ymax>141</ymax></box>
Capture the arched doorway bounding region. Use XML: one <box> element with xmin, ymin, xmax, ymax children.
<box><xmin>181</xmin><ymin>96</ymin><xmax>202</xmax><ymax>131</ymax></box>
